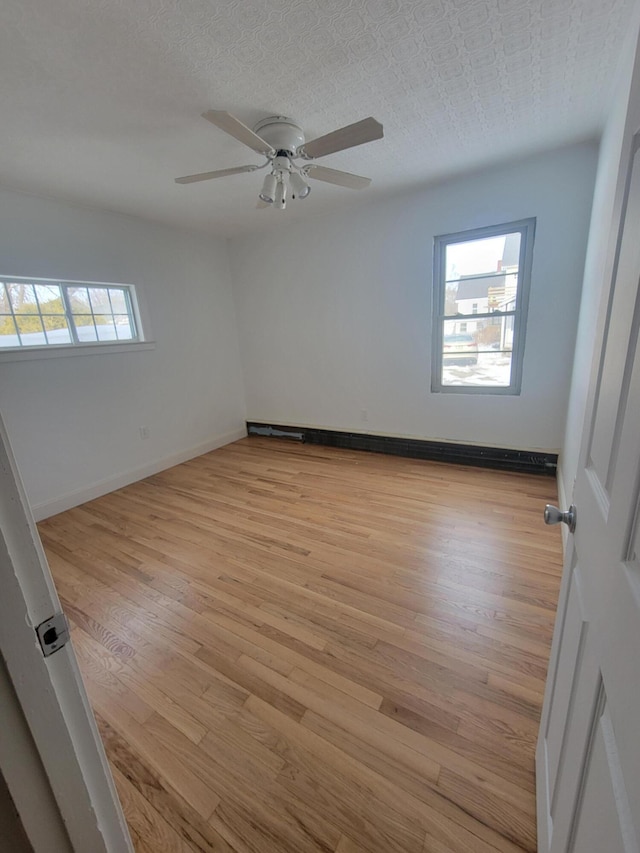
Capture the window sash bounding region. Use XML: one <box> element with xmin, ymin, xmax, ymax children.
<box><xmin>438</xmin><ymin>309</ymin><xmax>516</xmax><ymax>322</ymax></box>
<box><xmin>0</xmin><ymin>278</ymin><xmax>140</xmax><ymax>349</ymax></box>
<box><xmin>431</xmin><ymin>219</ymin><xmax>535</xmax><ymax>395</ymax></box>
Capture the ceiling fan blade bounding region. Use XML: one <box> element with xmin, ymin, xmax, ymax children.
<box><xmin>175</xmin><ymin>165</ymin><xmax>258</xmax><ymax>184</ymax></box>
<box><xmin>300</xmin><ymin>117</ymin><xmax>383</xmax><ymax>159</ymax></box>
<box><xmin>256</xmin><ymin>199</ymin><xmax>271</xmax><ymax>209</ymax></box>
<box><xmin>305</xmin><ymin>165</ymin><xmax>371</xmax><ymax>190</ymax></box>
<box><xmin>202</xmin><ymin>110</ymin><xmax>274</xmax><ymax>156</ymax></box>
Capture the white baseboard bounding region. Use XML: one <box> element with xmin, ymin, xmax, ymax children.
<box><xmin>31</xmin><ymin>427</ymin><xmax>247</xmax><ymax>521</ymax></box>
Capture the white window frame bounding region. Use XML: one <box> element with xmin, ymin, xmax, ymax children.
<box><xmin>0</xmin><ymin>276</ymin><xmax>154</xmax><ymax>362</ymax></box>
<box><xmin>431</xmin><ymin>218</ymin><xmax>535</xmax><ymax>395</ymax></box>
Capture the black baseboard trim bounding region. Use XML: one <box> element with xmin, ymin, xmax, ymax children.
<box><xmin>246</xmin><ymin>422</ymin><xmax>557</xmax><ymax>476</ymax></box>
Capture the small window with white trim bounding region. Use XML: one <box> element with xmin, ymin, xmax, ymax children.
<box><xmin>432</xmin><ymin>218</ymin><xmax>535</xmax><ymax>394</ymax></box>
<box><xmin>0</xmin><ymin>277</ymin><xmax>142</xmax><ymax>350</ymax></box>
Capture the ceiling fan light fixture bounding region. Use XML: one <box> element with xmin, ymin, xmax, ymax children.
<box><xmin>177</xmin><ymin>112</ymin><xmax>384</xmax><ymax>209</ymax></box>
<box><xmin>259</xmin><ymin>172</ymin><xmax>277</xmax><ymax>203</ymax></box>
<box><xmin>290</xmin><ymin>171</ymin><xmax>311</xmax><ymax>199</ymax></box>
<box><xmin>275</xmin><ymin>178</ymin><xmax>287</xmax><ymax>210</ymax></box>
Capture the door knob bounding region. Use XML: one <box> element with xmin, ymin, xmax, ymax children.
<box><xmin>544</xmin><ymin>504</ymin><xmax>576</xmax><ymax>534</ymax></box>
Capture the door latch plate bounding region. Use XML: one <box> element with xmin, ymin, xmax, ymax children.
<box><xmin>36</xmin><ymin>613</ymin><xmax>70</xmax><ymax>657</ymax></box>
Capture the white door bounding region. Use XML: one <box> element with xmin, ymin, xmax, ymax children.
<box><xmin>536</xmin><ymin>67</ymin><xmax>640</xmax><ymax>853</ymax></box>
<box><xmin>0</xmin><ymin>411</ymin><xmax>133</xmax><ymax>853</ymax></box>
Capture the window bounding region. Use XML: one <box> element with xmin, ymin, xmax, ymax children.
<box><xmin>0</xmin><ymin>278</ymin><xmax>141</xmax><ymax>350</ymax></box>
<box><xmin>431</xmin><ymin>218</ymin><xmax>535</xmax><ymax>394</ymax></box>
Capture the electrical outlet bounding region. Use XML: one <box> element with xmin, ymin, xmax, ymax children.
<box><xmin>360</xmin><ymin>409</ymin><xmax>368</xmax><ymax>422</ymax></box>
<box><xmin>139</xmin><ymin>426</ymin><xmax>150</xmax><ymax>439</ymax></box>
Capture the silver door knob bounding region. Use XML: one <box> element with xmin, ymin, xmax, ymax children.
<box><xmin>544</xmin><ymin>504</ymin><xmax>576</xmax><ymax>533</ymax></box>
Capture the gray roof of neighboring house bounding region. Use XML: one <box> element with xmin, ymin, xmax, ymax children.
<box><xmin>453</xmin><ymin>235</ymin><xmax>519</xmax><ymax>302</ymax></box>
<box><xmin>455</xmin><ymin>273</ymin><xmax>503</xmax><ymax>301</ymax></box>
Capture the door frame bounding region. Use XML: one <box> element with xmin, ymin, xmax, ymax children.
<box><xmin>0</xmin><ymin>410</ymin><xmax>133</xmax><ymax>853</ymax></box>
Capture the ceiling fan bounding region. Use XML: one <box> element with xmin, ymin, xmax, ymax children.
<box><xmin>175</xmin><ymin>111</ymin><xmax>384</xmax><ymax>210</ymax></box>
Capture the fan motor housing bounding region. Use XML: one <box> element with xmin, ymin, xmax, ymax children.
<box><xmin>253</xmin><ymin>116</ymin><xmax>305</xmax><ymax>155</ymax></box>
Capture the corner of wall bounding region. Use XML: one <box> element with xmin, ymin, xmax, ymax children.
<box><xmin>31</xmin><ymin>427</ymin><xmax>246</xmax><ymax>521</ymax></box>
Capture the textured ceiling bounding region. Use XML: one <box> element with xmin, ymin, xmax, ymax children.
<box><xmin>0</xmin><ymin>0</ymin><xmax>634</xmax><ymax>237</ymax></box>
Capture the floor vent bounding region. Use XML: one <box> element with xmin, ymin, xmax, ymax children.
<box><xmin>246</xmin><ymin>422</ymin><xmax>557</xmax><ymax>476</ymax></box>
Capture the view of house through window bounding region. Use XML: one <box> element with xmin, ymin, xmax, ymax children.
<box><xmin>432</xmin><ymin>219</ymin><xmax>535</xmax><ymax>394</ymax></box>
<box><xmin>0</xmin><ymin>278</ymin><xmax>139</xmax><ymax>349</ymax></box>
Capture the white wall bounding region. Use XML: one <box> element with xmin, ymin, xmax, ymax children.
<box><xmin>229</xmin><ymin>142</ymin><xmax>598</xmax><ymax>452</ymax></box>
<box><xmin>0</xmin><ymin>189</ymin><xmax>246</xmax><ymax>518</ymax></box>
<box><xmin>559</xmin><ymin>24</ymin><xmax>640</xmax><ymax>504</ymax></box>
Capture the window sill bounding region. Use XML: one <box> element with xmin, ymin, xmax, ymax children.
<box><xmin>0</xmin><ymin>341</ymin><xmax>156</xmax><ymax>363</ymax></box>
<box><xmin>431</xmin><ymin>384</ymin><xmax>521</xmax><ymax>395</ymax></box>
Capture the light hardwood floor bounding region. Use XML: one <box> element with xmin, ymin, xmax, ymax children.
<box><xmin>39</xmin><ymin>437</ymin><xmax>563</xmax><ymax>853</ymax></box>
